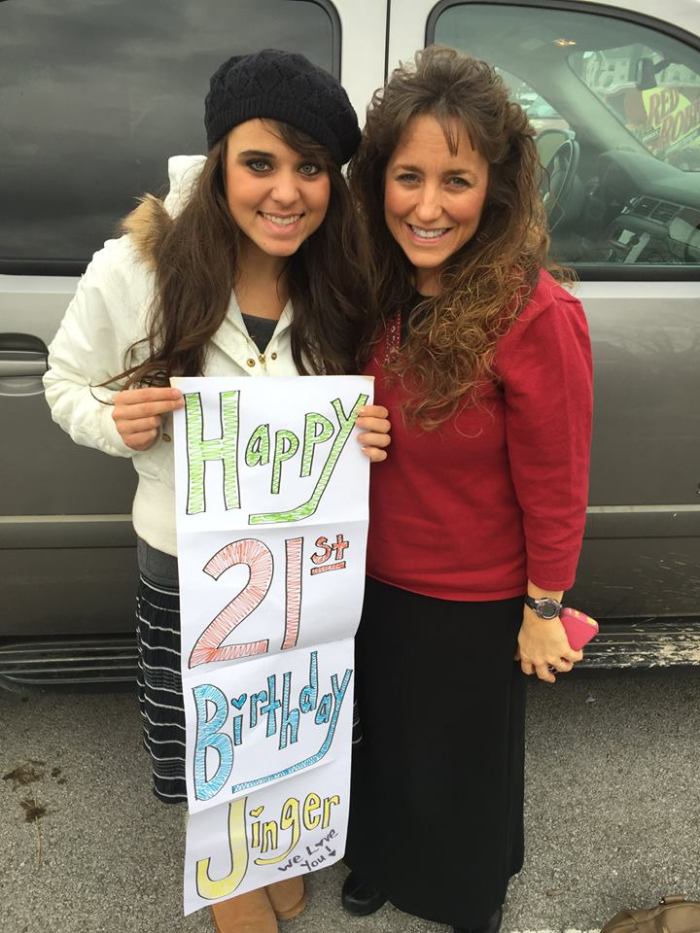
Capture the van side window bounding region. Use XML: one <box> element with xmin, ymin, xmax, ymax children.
<box><xmin>431</xmin><ymin>3</ymin><xmax>700</xmax><ymax>275</ymax></box>
<box><xmin>0</xmin><ymin>0</ymin><xmax>336</xmax><ymax>272</ymax></box>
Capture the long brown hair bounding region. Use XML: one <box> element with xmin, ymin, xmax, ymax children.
<box><xmin>115</xmin><ymin>121</ymin><xmax>371</xmax><ymax>386</ymax></box>
<box><xmin>349</xmin><ymin>46</ymin><xmax>555</xmax><ymax>428</ymax></box>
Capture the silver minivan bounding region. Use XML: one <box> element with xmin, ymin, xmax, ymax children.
<box><xmin>2</xmin><ymin>0</ymin><xmax>700</xmax><ymax>687</ymax></box>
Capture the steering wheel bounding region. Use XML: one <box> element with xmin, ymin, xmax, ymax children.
<box><xmin>538</xmin><ymin>131</ymin><xmax>580</xmax><ymax>231</ymax></box>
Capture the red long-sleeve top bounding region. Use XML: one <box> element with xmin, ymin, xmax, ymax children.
<box><xmin>365</xmin><ymin>271</ymin><xmax>593</xmax><ymax>601</ymax></box>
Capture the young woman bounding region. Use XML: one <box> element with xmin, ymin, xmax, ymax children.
<box><xmin>342</xmin><ymin>46</ymin><xmax>593</xmax><ymax>933</ymax></box>
<box><xmin>43</xmin><ymin>49</ymin><xmax>389</xmax><ymax>933</ymax></box>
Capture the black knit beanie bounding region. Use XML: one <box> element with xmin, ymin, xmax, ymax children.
<box><xmin>204</xmin><ymin>49</ymin><xmax>361</xmax><ymax>165</ymax></box>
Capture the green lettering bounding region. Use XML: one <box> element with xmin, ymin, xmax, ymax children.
<box><xmin>245</xmin><ymin>424</ymin><xmax>271</xmax><ymax>468</ymax></box>
<box><xmin>300</xmin><ymin>413</ymin><xmax>334</xmax><ymax>478</ymax></box>
<box><xmin>185</xmin><ymin>391</ymin><xmax>240</xmax><ymax>514</ymax></box>
<box><xmin>271</xmin><ymin>429</ymin><xmax>300</xmax><ymax>495</ymax></box>
<box><xmin>250</xmin><ymin>393</ymin><xmax>369</xmax><ymax>524</ymax></box>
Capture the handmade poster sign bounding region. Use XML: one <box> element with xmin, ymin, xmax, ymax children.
<box><xmin>172</xmin><ymin>375</ymin><xmax>372</xmax><ymax>915</ymax></box>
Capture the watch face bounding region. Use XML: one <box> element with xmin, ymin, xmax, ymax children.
<box><xmin>527</xmin><ymin>596</ymin><xmax>561</xmax><ymax>619</ymax></box>
<box><xmin>538</xmin><ymin>599</ymin><xmax>561</xmax><ymax>619</ymax></box>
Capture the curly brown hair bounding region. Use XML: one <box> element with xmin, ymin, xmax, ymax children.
<box><xmin>349</xmin><ymin>46</ymin><xmax>555</xmax><ymax>428</ymax></box>
<box><xmin>114</xmin><ymin>121</ymin><xmax>371</xmax><ymax>388</ymax></box>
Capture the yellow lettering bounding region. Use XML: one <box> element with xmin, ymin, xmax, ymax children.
<box><xmin>255</xmin><ymin>797</ymin><xmax>301</xmax><ymax>866</ymax></box>
<box><xmin>196</xmin><ymin>798</ymin><xmax>249</xmax><ymax>900</ymax></box>
<box><xmin>322</xmin><ymin>794</ymin><xmax>341</xmax><ymax>829</ymax></box>
<box><xmin>303</xmin><ymin>792</ymin><xmax>322</xmax><ymax>830</ymax></box>
<box><xmin>261</xmin><ymin>820</ymin><xmax>278</xmax><ymax>853</ymax></box>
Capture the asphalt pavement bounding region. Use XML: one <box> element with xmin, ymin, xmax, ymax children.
<box><xmin>1</xmin><ymin>667</ymin><xmax>699</xmax><ymax>933</ymax></box>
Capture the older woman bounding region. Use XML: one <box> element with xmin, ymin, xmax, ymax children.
<box><xmin>342</xmin><ymin>46</ymin><xmax>593</xmax><ymax>933</ymax></box>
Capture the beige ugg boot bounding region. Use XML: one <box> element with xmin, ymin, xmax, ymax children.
<box><xmin>266</xmin><ymin>876</ymin><xmax>307</xmax><ymax>921</ymax></box>
<box><xmin>210</xmin><ymin>888</ymin><xmax>278</xmax><ymax>933</ymax></box>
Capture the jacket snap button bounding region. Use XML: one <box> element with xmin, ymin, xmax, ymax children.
<box><xmin>246</xmin><ymin>358</ymin><xmax>256</xmax><ymax>367</ymax></box>
<box><xmin>271</xmin><ymin>352</ymin><xmax>277</xmax><ymax>360</ymax></box>
<box><xmin>258</xmin><ymin>354</ymin><xmax>265</xmax><ymax>364</ymax></box>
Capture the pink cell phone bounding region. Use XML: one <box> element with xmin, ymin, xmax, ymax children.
<box><xmin>560</xmin><ymin>607</ymin><xmax>599</xmax><ymax>650</ymax></box>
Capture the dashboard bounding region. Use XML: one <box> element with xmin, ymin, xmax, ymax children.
<box><xmin>610</xmin><ymin>197</ymin><xmax>700</xmax><ymax>263</ymax></box>
<box><xmin>583</xmin><ymin>149</ymin><xmax>700</xmax><ymax>264</ymax></box>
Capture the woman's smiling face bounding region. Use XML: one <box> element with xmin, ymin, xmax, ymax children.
<box><xmin>384</xmin><ymin>114</ymin><xmax>489</xmax><ymax>294</ymax></box>
<box><xmin>225</xmin><ymin>118</ymin><xmax>331</xmax><ymax>259</ymax></box>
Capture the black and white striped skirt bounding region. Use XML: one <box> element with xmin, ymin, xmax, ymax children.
<box><xmin>135</xmin><ymin>541</ymin><xmax>187</xmax><ymax>804</ymax></box>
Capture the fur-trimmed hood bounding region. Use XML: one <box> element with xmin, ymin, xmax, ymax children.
<box><xmin>122</xmin><ymin>154</ymin><xmax>206</xmax><ymax>266</ymax></box>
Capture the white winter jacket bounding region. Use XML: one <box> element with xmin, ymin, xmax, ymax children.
<box><xmin>43</xmin><ymin>156</ymin><xmax>301</xmax><ymax>556</ymax></box>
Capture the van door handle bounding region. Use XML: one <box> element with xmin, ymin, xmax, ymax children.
<box><xmin>0</xmin><ymin>334</ymin><xmax>48</xmax><ymax>377</ymax></box>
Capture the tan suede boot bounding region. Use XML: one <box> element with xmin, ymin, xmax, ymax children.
<box><xmin>210</xmin><ymin>888</ymin><xmax>278</xmax><ymax>933</ymax></box>
<box><xmin>266</xmin><ymin>876</ymin><xmax>307</xmax><ymax>921</ymax></box>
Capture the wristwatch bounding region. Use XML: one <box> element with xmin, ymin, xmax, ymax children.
<box><xmin>524</xmin><ymin>595</ymin><xmax>563</xmax><ymax>620</ymax></box>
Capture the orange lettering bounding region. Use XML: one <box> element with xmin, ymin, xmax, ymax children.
<box><xmin>647</xmin><ymin>91</ymin><xmax>661</xmax><ymax>125</ymax></box>
<box><xmin>659</xmin><ymin>112</ymin><xmax>674</xmax><ymax>146</ymax></box>
<box><xmin>670</xmin><ymin>111</ymin><xmax>682</xmax><ymax>144</ymax></box>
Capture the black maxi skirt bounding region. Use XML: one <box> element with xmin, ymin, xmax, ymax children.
<box><xmin>345</xmin><ymin>577</ymin><xmax>526</xmax><ymax>929</ymax></box>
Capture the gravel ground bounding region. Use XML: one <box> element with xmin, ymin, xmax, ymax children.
<box><xmin>1</xmin><ymin>667</ymin><xmax>699</xmax><ymax>933</ymax></box>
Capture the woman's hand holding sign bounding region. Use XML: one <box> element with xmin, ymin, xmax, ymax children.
<box><xmin>112</xmin><ymin>386</ymin><xmax>185</xmax><ymax>450</ymax></box>
<box><xmin>355</xmin><ymin>405</ymin><xmax>391</xmax><ymax>461</ymax></box>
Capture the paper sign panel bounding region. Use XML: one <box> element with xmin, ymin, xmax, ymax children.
<box><xmin>172</xmin><ymin>375</ymin><xmax>373</xmax><ymax>533</ymax></box>
<box><xmin>177</xmin><ymin>522</ymin><xmax>367</xmax><ymax>666</ymax></box>
<box><xmin>184</xmin><ymin>755</ymin><xmax>350</xmax><ymax>915</ymax></box>
<box><xmin>183</xmin><ymin>639</ymin><xmax>354</xmax><ymax>815</ymax></box>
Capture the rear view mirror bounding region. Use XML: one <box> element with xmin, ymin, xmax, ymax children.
<box><xmin>636</xmin><ymin>56</ymin><xmax>657</xmax><ymax>90</ymax></box>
